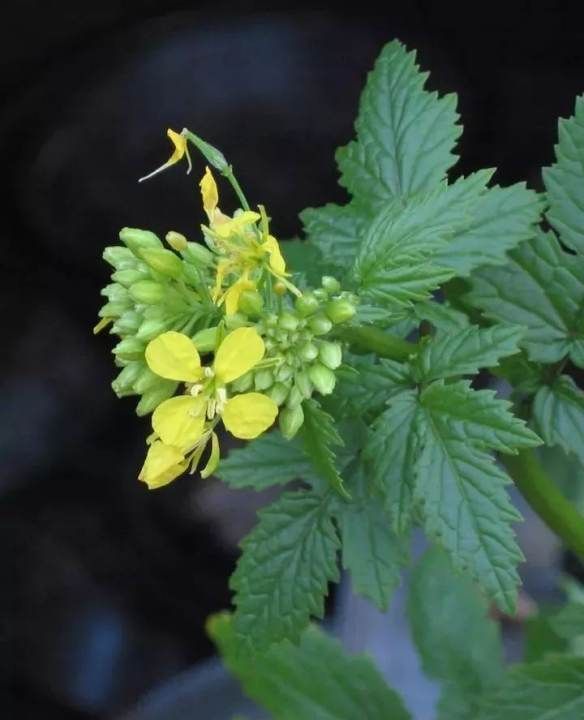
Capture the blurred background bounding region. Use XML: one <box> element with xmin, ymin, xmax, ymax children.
<box><xmin>2</xmin><ymin>2</ymin><xmax>584</xmax><ymax>718</ymax></box>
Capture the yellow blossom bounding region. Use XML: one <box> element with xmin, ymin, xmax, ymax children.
<box><xmin>139</xmin><ymin>440</ymin><xmax>188</xmax><ymax>489</ymax></box>
<box><xmin>139</xmin><ymin>128</ymin><xmax>193</xmax><ymax>183</ymax></box>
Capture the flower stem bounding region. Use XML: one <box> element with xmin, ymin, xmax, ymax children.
<box><xmin>336</xmin><ymin>324</ymin><xmax>416</xmax><ymax>362</ymax></box>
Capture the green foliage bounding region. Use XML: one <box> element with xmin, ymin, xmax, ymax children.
<box><xmin>299</xmin><ymin>203</ymin><xmax>367</xmax><ymax>271</ymax></box>
<box><xmin>551</xmin><ymin>602</ymin><xmax>584</xmax><ymax>640</ymax></box>
<box><xmin>408</xmin><ymin>547</ymin><xmax>504</xmax><ymax>720</ymax></box>
<box><xmin>209</xmin><ymin>613</ymin><xmax>412</xmax><ymax>720</ymax></box>
<box><xmin>533</xmin><ymin>375</ymin><xmax>584</xmax><ymax>466</ymax></box>
<box><xmin>476</xmin><ymin>657</ymin><xmax>584</xmax><ymax>720</ymax></box>
<box><xmin>230</xmin><ymin>491</ymin><xmax>340</xmax><ymax>652</ymax></box>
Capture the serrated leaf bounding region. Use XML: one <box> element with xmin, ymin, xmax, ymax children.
<box><xmin>524</xmin><ymin>609</ymin><xmax>568</xmax><ymax>663</ymax></box>
<box><xmin>209</xmin><ymin>613</ymin><xmax>412</xmax><ymax>720</ymax></box>
<box><xmin>412</xmin><ymin>324</ymin><xmax>524</xmax><ymax>382</ymax></box>
<box><xmin>551</xmin><ymin>602</ymin><xmax>584</xmax><ymax>640</ymax></box>
<box><xmin>434</xmin><ymin>183</ymin><xmax>544</xmax><ymax>275</ymax></box>
<box><xmin>364</xmin><ymin>390</ymin><xmax>422</xmax><ymax>534</ymax></box>
<box><xmin>216</xmin><ymin>431</ymin><xmax>317</xmax><ymax>490</ymax></box>
<box><xmin>412</xmin><ymin>299</ymin><xmax>471</xmax><ymax>332</ymax></box>
<box><xmin>468</xmin><ymin>230</ymin><xmax>584</xmax><ymax>366</ymax></box>
<box><xmin>282</xmin><ymin>238</ymin><xmax>324</xmax><ymax>287</ymax></box>
<box><xmin>415</xmin><ymin>417</ymin><xmax>523</xmax><ymax>613</ymax></box>
<box><xmin>337</xmin><ymin>39</ymin><xmax>460</xmax><ymax>210</ymax></box>
<box><xmin>476</xmin><ymin>657</ymin><xmax>584</xmax><ymax>720</ymax></box>
<box><xmin>533</xmin><ymin>375</ymin><xmax>584</xmax><ymax>466</ymax></box>
<box><xmin>544</xmin><ymin>95</ymin><xmax>584</xmax><ymax>255</ymax></box>
<box><xmin>420</xmin><ymin>380</ymin><xmax>541</xmax><ymax>454</ymax></box>
<box><xmin>300</xmin><ymin>202</ymin><xmax>369</xmax><ymax>270</ymax></box>
<box><xmin>337</xmin><ymin>464</ymin><xmax>408</xmax><ymax>610</ymax></box>
<box><xmin>300</xmin><ymin>399</ymin><xmax>349</xmax><ymax>498</ymax></box>
<box><xmin>408</xmin><ymin>547</ymin><xmax>504</xmax><ymax>720</ymax></box>
<box><xmin>230</xmin><ymin>491</ymin><xmax>340</xmax><ymax>652</ymax></box>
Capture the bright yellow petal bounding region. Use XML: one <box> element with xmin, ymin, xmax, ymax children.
<box><xmin>214</xmin><ymin>327</ymin><xmax>265</xmax><ymax>383</ymax></box>
<box><xmin>223</xmin><ymin>276</ymin><xmax>255</xmax><ymax>316</ymax></box>
<box><xmin>138</xmin><ymin>440</ymin><xmax>187</xmax><ymax>489</ymax></box>
<box><xmin>263</xmin><ymin>235</ymin><xmax>286</xmax><ymax>275</ymax></box>
<box><xmin>167</xmin><ymin>128</ymin><xmax>187</xmax><ymax>164</ymax></box>
<box><xmin>145</xmin><ymin>331</ymin><xmax>202</xmax><ymax>382</ymax></box>
<box><xmin>201</xmin><ymin>431</ymin><xmax>220</xmax><ymax>478</ymax></box>
<box><xmin>152</xmin><ymin>395</ymin><xmax>206</xmax><ymax>449</ymax></box>
<box><xmin>213</xmin><ymin>211</ymin><xmax>261</xmax><ymax>239</ymax></box>
<box><xmin>200</xmin><ymin>166</ymin><xmax>218</xmax><ymax>220</ymax></box>
<box><xmin>222</xmin><ymin>392</ymin><xmax>278</xmax><ymax>439</ymax></box>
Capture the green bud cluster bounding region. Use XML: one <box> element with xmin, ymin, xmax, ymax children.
<box><xmin>99</xmin><ymin>227</ymin><xmax>216</xmax><ymax>415</ymax></box>
<box><xmin>231</xmin><ymin>276</ymin><xmax>356</xmax><ymax>439</ymax></box>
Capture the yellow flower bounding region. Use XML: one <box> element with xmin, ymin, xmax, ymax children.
<box><xmin>139</xmin><ymin>128</ymin><xmax>193</xmax><ymax>183</ymax></box>
<box><xmin>139</xmin><ymin>327</ymin><xmax>278</xmax><ymax>488</ymax></box>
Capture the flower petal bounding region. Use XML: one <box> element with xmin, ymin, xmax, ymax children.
<box><xmin>201</xmin><ymin>431</ymin><xmax>220</xmax><ymax>478</ymax></box>
<box><xmin>263</xmin><ymin>235</ymin><xmax>286</xmax><ymax>275</ymax></box>
<box><xmin>145</xmin><ymin>331</ymin><xmax>202</xmax><ymax>382</ymax></box>
<box><xmin>200</xmin><ymin>166</ymin><xmax>218</xmax><ymax>220</ymax></box>
<box><xmin>222</xmin><ymin>392</ymin><xmax>278</xmax><ymax>439</ymax></box>
<box><xmin>138</xmin><ymin>440</ymin><xmax>187</xmax><ymax>489</ymax></box>
<box><xmin>223</xmin><ymin>276</ymin><xmax>255</xmax><ymax>316</ymax></box>
<box><xmin>214</xmin><ymin>327</ymin><xmax>265</xmax><ymax>383</ymax></box>
<box><xmin>152</xmin><ymin>395</ymin><xmax>206</xmax><ymax>449</ymax></box>
<box><xmin>213</xmin><ymin>211</ymin><xmax>260</xmax><ymax>239</ymax></box>
<box><xmin>167</xmin><ymin>128</ymin><xmax>187</xmax><ymax>164</ymax></box>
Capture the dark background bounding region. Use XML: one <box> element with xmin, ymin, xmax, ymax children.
<box><xmin>2</xmin><ymin>2</ymin><xmax>584</xmax><ymax>718</ymax></box>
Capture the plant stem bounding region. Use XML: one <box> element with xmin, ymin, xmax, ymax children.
<box><xmin>344</xmin><ymin>324</ymin><xmax>584</xmax><ymax>559</ymax></box>
<box><xmin>501</xmin><ymin>450</ymin><xmax>584</xmax><ymax>559</ymax></box>
<box><xmin>336</xmin><ymin>324</ymin><xmax>416</xmax><ymax>362</ymax></box>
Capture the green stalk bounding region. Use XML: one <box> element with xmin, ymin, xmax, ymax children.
<box><xmin>336</xmin><ymin>324</ymin><xmax>416</xmax><ymax>362</ymax></box>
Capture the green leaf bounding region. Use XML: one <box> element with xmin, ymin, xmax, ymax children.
<box><xmin>216</xmin><ymin>431</ymin><xmax>318</xmax><ymax>490</ymax></box>
<box><xmin>337</xmin><ymin>464</ymin><xmax>408</xmax><ymax>610</ymax></box>
<box><xmin>209</xmin><ymin>613</ymin><xmax>412</xmax><ymax>720</ymax></box>
<box><xmin>468</xmin><ymin>230</ymin><xmax>584</xmax><ymax>366</ymax></box>
<box><xmin>415</xmin><ymin>417</ymin><xmax>523</xmax><ymax>613</ymax></box>
<box><xmin>411</xmin><ymin>300</ymin><xmax>471</xmax><ymax>332</ymax></box>
<box><xmin>282</xmin><ymin>239</ymin><xmax>325</xmax><ymax>287</ymax></box>
<box><xmin>434</xmin><ymin>183</ymin><xmax>543</xmax><ymax>276</ymax></box>
<box><xmin>300</xmin><ymin>399</ymin><xmax>349</xmax><ymax>498</ymax></box>
<box><xmin>337</xmin><ymin>39</ymin><xmax>460</xmax><ymax>210</ymax></box>
<box><xmin>544</xmin><ymin>95</ymin><xmax>584</xmax><ymax>255</ymax></box>
<box><xmin>533</xmin><ymin>375</ymin><xmax>584</xmax><ymax>466</ymax></box>
<box><xmin>364</xmin><ymin>390</ymin><xmax>423</xmax><ymax>534</ymax></box>
<box><xmin>230</xmin><ymin>491</ymin><xmax>340</xmax><ymax>652</ymax></box>
<box><xmin>408</xmin><ymin>547</ymin><xmax>504</xmax><ymax>720</ymax></box>
<box><xmin>300</xmin><ymin>202</ymin><xmax>368</xmax><ymax>270</ymax></box>
<box><xmin>551</xmin><ymin>602</ymin><xmax>584</xmax><ymax>639</ymax></box>
<box><xmin>524</xmin><ymin>608</ymin><xmax>568</xmax><ymax>663</ymax></box>
<box><xmin>420</xmin><ymin>380</ymin><xmax>541</xmax><ymax>454</ymax></box>
<box><xmin>412</xmin><ymin>324</ymin><xmax>524</xmax><ymax>382</ymax></box>
<box><xmin>476</xmin><ymin>657</ymin><xmax>584</xmax><ymax>720</ymax></box>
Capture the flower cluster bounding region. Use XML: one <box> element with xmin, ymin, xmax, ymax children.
<box><xmin>97</xmin><ymin>129</ymin><xmax>356</xmax><ymax>488</ymax></box>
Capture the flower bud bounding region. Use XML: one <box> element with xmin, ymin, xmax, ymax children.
<box><xmin>103</xmin><ymin>246</ymin><xmax>135</xmax><ymax>268</ymax></box>
<box><xmin>112</xmin><ymin>268</ymin><xmax>149</xmax><ymax>287</ymax></box>
<box><xmin>254</xmin><ymin>369</ymin><xmax>274</xmax><ymax>391</ymax></box>
<box><xmin>139</xmin><ymin>247</ymin><xmax>183</xmax><ymax>279</ymax></box>
<box><xmin>135</xmin><ymin>382</ymin><xmax>177</xmax><ymax>416</ymax></box>
<box><xmin>135</xmin><ymin>318</ymin><xmax>170</xmax><ymax>342</ymax></box>
<box><xmin>165</xmin><ymin>230</ymin><xmax>188</xmax><ymax>252</ymax></box>
<box><xmin>112</xmin><ymin>362</ymin><xmax>143</xmax><ymax>396</ymax></box>
<box><xmin>129</xmin><ymin>281</ymin><xmax>166</xmax><ymax>305</ymax></box>
<box><xmin>132</xmin><ymin>367</ymin><xmax>162</xmax><ymax>394</ymax></box>
<box><xmin>186</xmin><ymin>131</ymin><xmax>229</xmax><ymax>172</ymax></box>
<box><xmin>119</xmin><ymin>227</ymin><xmax>163</xmax><ymax>254</ymax></box>
<box><xmin>268</xmin><ymin>382</ymin><xmax>289</xmax><ymax>406</ymax></box>
<box><xmin>295</xmin><ymin>293</ymin><xmax>319</xmax><ymax>317</ymax></box>
<box><xmin>112</xmin><ymin>310</ymin><xmax>142</xmax><ymax>336</ymax></box>
<box><xmin>183</xmin><ymin>242</ymin><xmax>214</xmax><ymax>267</ymax></box>
<box><xmin>113</xmin><ymin>337</ymin><xmax>146</xmax><ymax>361</ymax></box>
<box><xmin>325</xmin><ymin>298</ymin><xmax>356</xmax><ymax>324</ymax></box>
<box><xmin>230</xmin><ymin>371</ymin><xmax>253</xmax><ymax>393</ymax></box>
<box><xmin>321</xmin><ymin>275</ymin><xmax>341</xmax><ymax>294</ymax></box>
<box><xmin>99</xmin><ymin>301</ymin><xmax>131</xmax><ymax>318</ymax></box>
<box><xmin>238</xmin><ymin>289</ymin><xmax>264</xmax><ymax>317</ymax></box>
<box><xmin>275</xmin><ymin>363</ymin><xmax>294</xmax><ymax>382</ymax></box>
<box><xmin>308</xmin><ymin>362</ymin><xmax>336</xmax><ymax>395</ymax></box>
<box><xmin>295</xmin><ymin>370</ymin><xmax>313</xmax><ymax>398</ymax></box>
<box><xmin>318</xmin><ymin>341</ymin><xmax>343</xmax><ymax>370</ymax></box>
<box><xmin>193</xmin><ymin>327</ymin><xmax>218</xmax><ymax>353</ymax></box>
<box><xmin>274</xmin><ymin>281</ymin><xmax>287</xmax><ymax>295</ymax></box>
<box><xmin>313</xmin><ymin>288</ymin><xmax>328</xmax><ymax>302</ymax></box>
<box><xmin>279</xmin><ymin>405</ymin><xmax>304</xmax><ymax>439</ymax></box>
<box><xmin>101</xmin><ymin>283</ymin><xmax>130</xmax><ymax>304</ymax></box>
<box><xmin>309</xmin><ymin>314</ymin><xmax>333</xmax><ymax>336</ymax></box>
<box><xmin>224</xmin><ymin>312</ymin><xmax>248</xmax><ymax>330</ymax></box>
<box><xmin>278</xmin><ymin>312</ymin><xmax>299</xmax><ymax>332</ymax></box>
<box><xmin>286</xmin><ymin>386</ymin><xmax>304</xmax><ymax>408</ymax></box>
<box><xmin>298</xmin><ymin>342</ymin><xmax>319</xmax><ymax>362</ymax></box>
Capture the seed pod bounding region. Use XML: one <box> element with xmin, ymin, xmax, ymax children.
<box><xmin>129</xmin><ymin>281</ymin><xmax>166</xmax><ymax>305</ymax></box>
<box><xmin>308</xmin><ymin>362</ymin><xmax>336</xmax><ymax>395</ymax></box>
<box><xmin>135</xmin><ymin>381</ymin><xmax>177</xmax><ymax>416</ymax></box>
<box><xmin>279</xmin><ymin>405</ymin><xmax>304</xmax><ymax>439</ymax></box>
<box><xmin>308</xmin><ymin>314</ymin><xmax>333</xmax><ymax>336</ymax></box>
<box><xmin>113</xmin><ymin>337</ymin><xmax>146</xmax><ymax>361</ymax></box>
<box><xmin>135</xmin><ymin>318</ymin><xmax>170</xmax><ymax>342</ymax></box>
<box><xmin>278</xmin><ymin>312</ymin><xmax>299</xmax><ymax>332</ymax></box>
<box><xmin>254</xmin><ymin>369</ymin><xmax>274</xmax><ymax>391</ymax></box>
<box><xmin>119</xmin><ymin>227</ymin><xmax>163</xmax><ymax>254</ymax></box>
<box><xmin>321</xmin><ymin>275</ymin><xmax>341</xmax><ymax>294</ymax></box>
<box><xmin>238</xmin><ymin>289</ymin><xmax>264</xmax><ymax>317</ymax></box>
<box><xmin>139</xmin><ymin>247</ymin><xmax>183</xmax><ymax>279</ymax></box>
<box><xmin>298</xmin><ymin>342</ymin><xmax>319</xmax><ymax>362</ymax></box>
<box><xmin>295</xmin><ymin>293</ymin><xmax>319</xmax><ymax>317</ymax></box>
<box><xmin>193</xmin><ymin>327</ymin><xmax>218</xmax><ymax>353</ymax></box>
<box><xmin>325</xmin><ymin>298</ymin><xmax>356</xmax><ymax>324</ymax></box>
<box><xmin>268</xmin><ymin>382</ymin><xmax>289</xmax><ymax>406</ymax></box>
<box><xmin>183</xmin><ymin>242</ymin><xmax>214</xmax><ymax>267</ymax></box>
<box><xmin>318</xmin><ymin>341</ymin><xmax>343</xmax><ymax>370</ymax></box>
<box><xmin>165</xmin><ymin>230</ymin><xmax>188</xmax><ymax>252</ymax></box>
